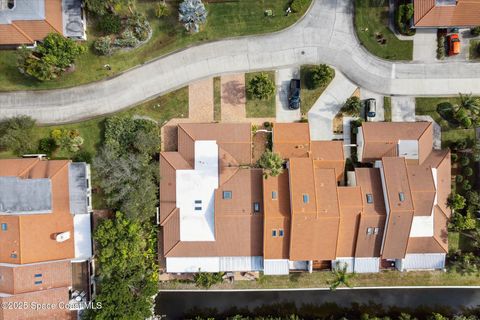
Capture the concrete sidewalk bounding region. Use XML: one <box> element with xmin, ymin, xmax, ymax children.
<box><xmin>391</xmin><ymin>96</ymin><xmax>416</xmax><ymax>122</ymax></box>
<box><xmin>308</xmin><ymin>71</ymin><xmax>357</xmax><ymax>140</ymax></box>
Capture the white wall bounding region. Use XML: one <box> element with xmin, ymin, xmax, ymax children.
<box><xmin>264</xmin><ymin>259</ymin><xmax>289</xmax><ymax>275</ymax></box>
<box><xmin>167</xmin><ymin>256</ymin><xmax>263</xmax><ymax>273</ymax></box>
<box><xmin>400</xmin><ymin>253</ymin><xmax>446</xmax><ymax>271</ymax></box>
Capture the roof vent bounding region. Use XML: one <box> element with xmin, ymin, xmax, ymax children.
<box><xmin>56</xmin><ymin>231</ymin><xmax>71</xmax><ymax>242</ymax></box>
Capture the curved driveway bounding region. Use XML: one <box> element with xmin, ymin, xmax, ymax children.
<box><xmin>2</xmin><ymin>0</ymin><xmax>480</xmax><ymax>123</ymax></box>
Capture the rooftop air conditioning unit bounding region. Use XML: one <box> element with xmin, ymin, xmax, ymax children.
<box><xmin>56</xmin><ymin>231</ymin><xmax>71</xmax><ymax>242</ymax></box>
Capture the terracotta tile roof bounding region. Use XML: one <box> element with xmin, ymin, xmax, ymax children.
<box><xmin>361</xmin><ymin>122</ymin><xmax>432</xmax><ymax>163</ymax></box>
<box><xmin>0</xmin><ymin>286</ymin><xmax>72</xmax><ymax>320</ymax></box>
<box><xmin>273</xmin><ymin>123</ymin><xmax>310</xmax><ymax>159</ymax></box>
<box><xmin>263</xmin><ymin>172</ymin><xmax>291</xmax><ymax>259</ymax></box>
<box><xmin>336</xmin><ymin>187</ymin><xmax>362</xmax><ymax>257</ymax></box>
<box><xmin>414</xmin><ymin>0</ymin><xmax>480</xmax><ymax>27</ymax></box>
<box><xmin>355</xmin><ymin>168</ymin><xmax>386</xmax><ymax>216</ymax></box>
<box><xmin>407</xmin><ymin>164</ymin><xmax>436</xmax><ymax>216</ymax></box>
<box><xmin>406</xmin><ymin>205</ymin><xmax>448</xmax><ymax>254</ymax></box>
<box><xmin>288</xmin><ymin>161</ymin><xmax>340</xmax><ymax>260</ymax></box>
<box><xmin>381</xmin><ymin>157</ymin><xmax>414</xmax><ymax>259</ymax></box>
<box><xmin>160</xmin><ymin>123</ymin><xmax>263</xmax><ymax>258</ymax></box>
<box><xmin>0</xmin><ymin>0</ymin><xmax>64</xmax><ymax>46</ymax></box>
<box><xmin>0</xmin><ymin>159</ymin><xmax>75</xmax><ymax>264</ymax></box>
<box><xmin>0</xmin><ymin>260</ymin><xmax>71</xmax><ymax>295</ymax></box>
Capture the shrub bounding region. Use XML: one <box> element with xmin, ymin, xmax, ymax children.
<box><xmin>155</xmin><ymin>1</ymin><xmax>171</xmax><ymax>18</ymax></box>
<box><xmin>50</xmin><ymin>128</ymin><xmax>84</xmax><ymax>152</ymax></box>
<box><xmin>73</xmin><ymin>150</ymin><xmax>93</xmax><ymax>163</ymax></box>
<box><xmin>448</xmin><ymin>193</ymin><xmax>466</xmax><ymax>211</ymax></box>
<box><xmin>341</xmin><ymin>96</ymin><xmax>362</xmax><ymax>117</ymax></box>
<box><xmin>179</xmin><ymin>0</ymin><xmax>207</xmax><ymax>33</ymax></box>
<box><xmin>437</xmin><ymin>102</ymin><xmax>454</xmax><ymax>121</ymax></box>
<box><xmin>463</xmin><ymin>167</ymin><xmax>474</xmax><ymax>177</ymax></box>
<box><xmin>466</xmin><ymin>191</ymin><xmax>480</xmax><ymax>209</ymax></box>
<box><xmin>439</xmin><ymin>119</ymin><xmax>450</xmax><ymax>130</ymax></box>
<box><xmin>449</xmin><ymin>212</ymin><xmax>477</xmax><ymax>232</ymax></box>
<box><xmin>463</xmin><ymin>179</ymin><xmax>472</xmax><ymax>191</ymax></box>
<box><xmin>127</xmin><ymin>13</ymin><xmax>151</xmax><ymax>41</ymax></box>
<box><xmin>194</xmin><ymin>271</ymin><xmax>224</xmax><ymax>288</ymax></box>
<box><xmin>451</xmin><ymin>153</ymin><xmax>458</xmax><ymax>162</ymax></box>
<box><xmin>437</xmin><ymin>35</ymin><xmax>446</xmax><ymax>60</ymax></box>
<box><xmin>461</xmin><ymin>116</ymin><xmax>472</xmax><ymax>128</ymax></box>
<box><xmin>114</xmin><ymin>29</ymin><xmax>139</xmax><ymax>48</ymax></box>
<box><xmin>94</xmin><ymin>36</ymin><xmax>114</xmax><ymax>55</ymax></box>
<box><xmin>461</xmin><ymin>156</ymin><xmax>471</xmax><ymax>167</ymax></box>
<box><xmin>396</xmin><ymin>4</ymin><xmax>414</xmax><ymax>35</ymax></box>
<box><xmin>290</xmin><ymin>0</ymin><xmax>309</xmax><ymax>13</ymax></box>
<box><xmin>97</xmin><ymin>13</ymin><xmax>122</xmax><ymax>34</ymax></box>
<box><xmin>454</xmin><ymin>108</ymin><xmax>468</xmax><ymax>122</ymax></box>
<box><xmin>471</xmin><ymin>26</ymin><xmax>480</xmax><ymax>36</ymax></box>
<box><xmin>0</xmin><ymin>116</ymin><xmax>37</xmax><ymax>155</ymax></box>
<box><xmin>17</xmin><ymin>33</ymin><xmax>85</xmax><ymax>81</ymax></box>
<box><xmin>306</xmin><ymin>64</ymin><xmax>334</xmax><ymax>89</ymax></box>
<box><xmin>456</xmin><ymin>175</ymin><xmax>464</xmax><ymax>183</ymax></box>
<box><xmin>38</xmin><ymin>137</ymin><xmax>57</xmax><ymax>155</ymax></box>
<box><xmin>247</xmin><ymin>73</ymin><xmax>275</xmax><ymax>100</ymax></box>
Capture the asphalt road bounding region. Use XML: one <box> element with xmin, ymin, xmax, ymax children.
<box><xmin>155</xmin><ymin>288</ymin><xmax>480</xmax><ymax>319</ymax></box>
<box><xmin>4</xmin><ymin>0</ymin><xmax>480</xmax><ymax>123</ymax></box>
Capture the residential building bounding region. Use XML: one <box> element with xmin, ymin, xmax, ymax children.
<box><xmin>0</xmin><ymin>158</ymin><xmax>94</xmax><ymax>319</ymax></box>
<box><xmin>413</xmin><ymin>0</ymin><xmax>480</xmax><ymax>28</ymax></box>
<box><xmin>0</xmin><ymin>0</ymin><xmax>86</xmax><ymax>47</ymax></box>
<box><xmin>160</xmin><ymin>123</ymin><xmax>263</xmax><ymax>273</ymax></box>
<box><xmin>159</xmin><ymin>122</ymin><xmax>451</xmax><ymax>275</ymax></box>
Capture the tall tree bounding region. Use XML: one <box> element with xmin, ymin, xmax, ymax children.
<box><xmin>257</xmin><ymin>150</ymin><xmax>284</xmax><ymax>178</ymax></box>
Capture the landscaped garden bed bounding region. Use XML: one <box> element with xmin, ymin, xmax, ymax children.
<box><xmin>300</xmin><ymin>64</ymin><xmax>335</xmax><ymax>115</ymax></box>
<box><xmin>0</xmin><ymin>0</ymin><xmax>312</xmax><ymax>91</ymax></box>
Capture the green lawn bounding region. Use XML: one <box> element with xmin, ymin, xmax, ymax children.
<box><xmin>0</xmin><ymin>0</ymin><xmax>311</xmax><ymax>91</ymax></box>
<box><xmin>383</xmin><ymin>96</ymin><xmax>391</xmax><ymax>121</ymax></box>
<box><xmin>300</xmin><ymin>65</ymin><xmax>334</xmax><ymax>115</ymax></box>
<box><xmin>354</xmin><ymin>0</ymin><xmax>413</xmax><ymax>60</ymax></box>
<box><xmin>469</xmin><ymin>40</ymin><xmax>480</xmax><ymax>60</ymax></box>
<box><xmin>0</xmin><ymin>87</ymin><xmax>188</xmax><ymax>160</ymax></box>
<box><xmin>213</xmin><ymin>77</ymin><xmax>221</xmax><ymax>121</ymax></box>
<box><xmin>415</xmin><ymin>97</ymin><xmax>476</xmax><ymax>148</ymax></box>
<box><xmin>160</xmin><ymin>269</ymin><xmax>480</xmax><ymax>290</ymax></box>
<box><xmin>245</xmin><ymin>71</ymin><xmax>276</xmax><ymax>118</ymax></box>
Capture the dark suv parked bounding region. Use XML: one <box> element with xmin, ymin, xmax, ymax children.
<box><xmin>288</xmin><ymin>79</ymin><xmax>301</xmax><ymax>110</ymax></box>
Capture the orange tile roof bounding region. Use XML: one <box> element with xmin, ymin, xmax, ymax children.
<box><xmin>414</xmin><ymin>0</ymin><xmax>480</xmax><ymax>27</ymax></box>
<box><xmin>160</xmin><ymin>123</ymin><xmax>263</xmax><ymax>258</ymax></box>
<box><xmin>336</xmin><ymin>187</ymin><xmax>362</xmax><ymax>257</ymax></box>
<box><xmin>273</xmin><ymin>123</ymin><xmax>310</xmax><ymax>159</ymax></box>
<box><xmin>361</xmin><ymin>122</ymin><xmax>432</xmax><ymax>163</ymax></box>
<box><xmin>0</xmin><ymin>0</ymin><xmax>64</xmax><ymax>46</ymax></box>
<box><xmin>381</xmin><ymin>157</ymin><xmax>414</xmax><ymax>259</ymax></box>
<box><xmin>0</xmin><ymin>159</ymin><xmax>75</xmax><ymax>264</ymax></box>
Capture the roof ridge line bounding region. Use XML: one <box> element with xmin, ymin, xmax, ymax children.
<box><xmin>49</xmin><ymin>161</ymin><xmax>71</xmax><ymax>180</ymax></box>
<box><xmin>161</xmin><ymin>152</ymin><xmax>190</xmax><ymax>170</ymax></box>
<box><xmin>164</xmin><ymin>239</ymin><xmax>181</xmax><ymax>256</ymax></box>
<box><xmin>160</xmin><ymin>207</ymin><xmax>178</xmax><ymax>226</ymax></box>
<box><xmin>415</xmin><ymin>3</ymin><xmax>437</xmax><ymax>26</ymax></box>
<box><xmin>43</xmin><ymin>17</ymin><xmax>63</xmax><ymax>35</ymax></box>
<box><xmin>17</xmin><ymin>158</ymin><xmax>40</xmax><ymax>177</ymax></box>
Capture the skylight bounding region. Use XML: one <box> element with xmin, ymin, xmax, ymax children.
<box><xmin>303</xmin><ymin>194</ymin><xmax>309</xmax><ymax>204</ymax></box>
<box><xmin>223</xmin><ymin>191</ymin><xmax>232</xmax><ymax>200</ymax></box>
<box><xmin>366</xmin><ymin>194</ymin><xmax>373</xmax><ymax>204</ymax></box>
<box><xmin>399</xmin><ymin>192</ymin><xmax>405</xmax><ymax>202</ymax></box>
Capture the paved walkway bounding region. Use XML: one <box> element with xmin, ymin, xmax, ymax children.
<box><xmin>220</xmin><ymin>74</ymin><xmax>246</xmax><ymax>122</ymax></box>
<box><xmin>188</xmin><ymin>78</ymin><xmax>214</xmax><ymax>122</ymax></box>
<box><xmin>276</xmin><ymin>67</ymin><xmax>301</xmax><ymax>123</ymax></box>
<box><xmin>391</xmin><ymin>96</ymin><xmax>416</xmax><ymax>122</ymax></box>
<box><xmin>4</xmin><ymin>0</ymin><xmax>480</xmax><ymax>123</ymax></box>
<box><xmin>308</xmin><ymin>70</ymin><xmax>357</xmax><ymax>140</ymax></box>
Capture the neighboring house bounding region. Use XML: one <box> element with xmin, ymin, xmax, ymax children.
<box><xmin>0</xmin><ymin>158</ymin><xmax>94</xmax><ymax>319</ymax></box>
<box><xmin>159</xmin><ymin>122</ymin><xmax>451</xmax><ymax>275</ymax></box>
<box><xmin>0</xmin><ymin>0</ymin><xmax>86</xmax><ymax>47</ymax></box>
<box><xmin>414</xmin><ymin>0</ymin><xmax>480</xmax><ymax>28</ymax></box>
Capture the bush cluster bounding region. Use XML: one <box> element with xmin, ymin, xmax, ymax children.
<box><xmin>471</xmin><ymin>26</ymin><xmax>480</xmax><ymax>36</ymax></box>
<box><xmin>395</xmin><ymin>4</ymin><xmax>415</xmax><ymax>36</ymax></box>
<box><xmin>305</xmin><ymin>64</ymin><xmax>334</xmax><ymax>89</ymax></box>
<box><xmin>437</xmin><ymin>35</ymin><xmax>446</xmax><ymax>60</ymax></box>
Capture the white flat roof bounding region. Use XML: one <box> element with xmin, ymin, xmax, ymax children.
<box><xmin>398</xmin><ymin>140</ymin><xmax>419</xmax><ymax>160</ymax></box>
<box><xmin>73</xmin><ymin>214</ymin><xmax>92</xmax><ymax>261</ymax></box>
<box><xmin>176</xmin><ymin>140</ymin><xmax>218</xmax><ymax>242</ymax></box>
<box><xmin>410</xmin><ymin>168</ymin><xmax>436</xmax><ymax>238</ymax></box>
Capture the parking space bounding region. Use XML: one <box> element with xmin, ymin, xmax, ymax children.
<box><xmin>413</xmin><ymin>29</ymin><xmax>437</xmax><ymax>62</ymax></box>
<box><xmin>360</xmin><ymin>89</ymin><xmax>384</xmax><ymax>122</ymax></box>
<box><xmin>391</xmin><ymin>96</ymin><xmax>415</xmax><ymax>122</ymax></box>
<box><xmin>275</xmin><ymin>67</ymin><xmax>301</xmax><ymax>123</ymax></box>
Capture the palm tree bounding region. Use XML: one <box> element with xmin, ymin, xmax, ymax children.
<box><xmin>456</xmin><ymin>93</ymin><xmax>480</xmax><ymax>115</ymax></box>
<box><xmin>257</xmin><ymin>150</ymin><xmax>284</xmax><ymax>179</ymax></box>
<box><xmin>328</xmin><ymin>262</ymin><xmax>354</xmax><ymax>291</ymax></box>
